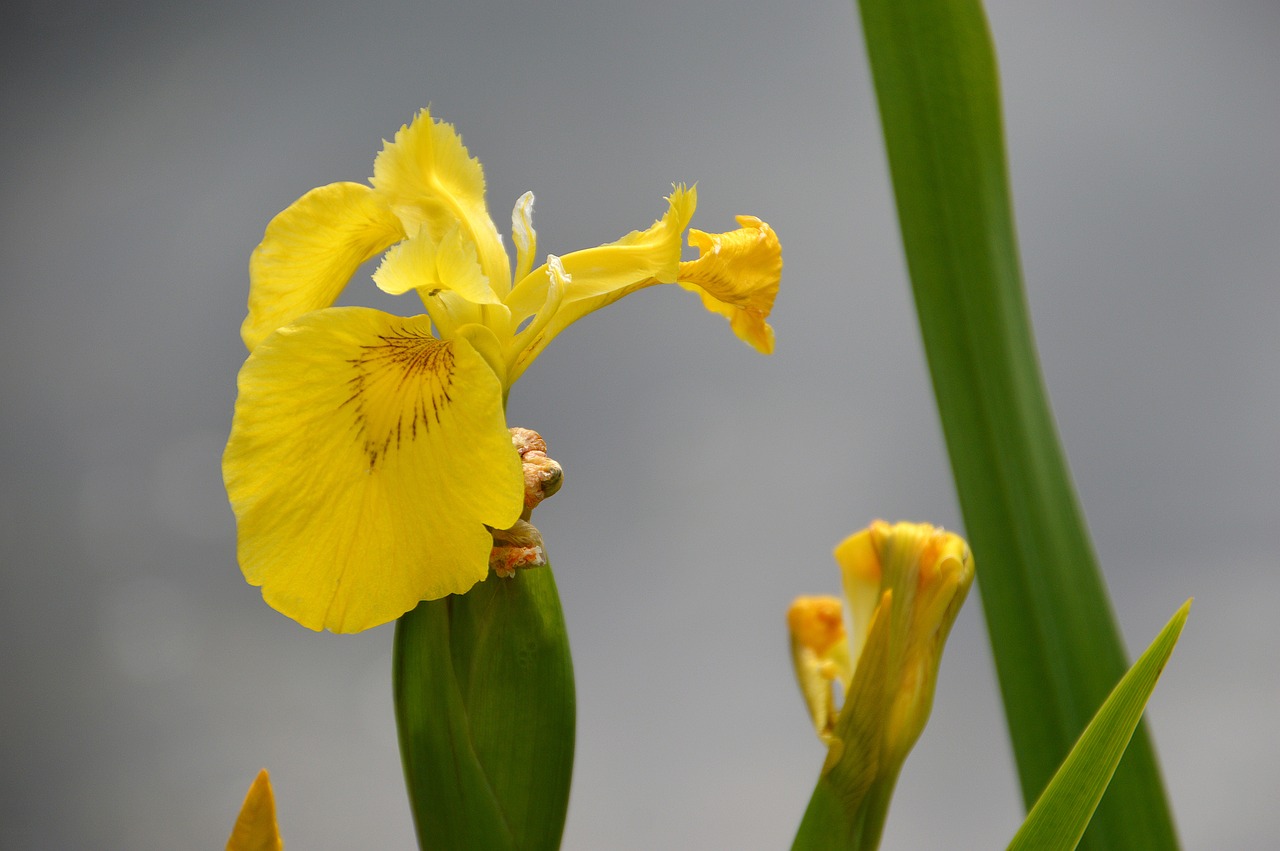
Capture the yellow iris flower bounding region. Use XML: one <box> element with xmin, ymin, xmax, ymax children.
<box><xmin>223</xmin><ymin>109</ymin><xmax>782</xmax><ymax>633</ymax></box>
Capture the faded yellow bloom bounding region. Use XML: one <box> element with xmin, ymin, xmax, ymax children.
<box><xmin>225</xmin><ymin>769</ymin><xmax>282</xmax><ymax>851</ymax></box>
<box><xmin>224</xmin><ymin>108</ymin><xmax>782</xmax><ymax>632</ymax></box>
<box><xmin>789</xmin><ymin>521</ymin><xmax>974</xmax><ymax>776</ymax></box>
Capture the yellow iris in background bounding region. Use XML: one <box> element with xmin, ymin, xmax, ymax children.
<box><xmin>789</xmin><ymin>521</ymin><xmax>974</xmax><ymax>774</ymax></box>
<box><xmin>223</xmin><ymin>108</ymin><xmax>782</xmax><ymax>633</ymax></box>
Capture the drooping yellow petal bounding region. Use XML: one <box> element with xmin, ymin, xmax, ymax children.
<box><xmin>370</xmin><ymin>109</ymin><xmax>511</xmax><ymax>297</ymax></box>
<box><xmin>243</xmin><ymin>182</ymin><xmax>405</xmax><ymax>352</ymax></box>
<box><xmin>223</xmin><ymin>307</ymin><xmax>524</xmax><ymax>633</ymax></box>
<box><xmin>677</xmin><ymin>215</ymin><xmax>781</xmax><ymax>355</ymax></box>
<box><xmin>225</xmin><ymin>769</ymin><xmax>282</xmax><ymax>851</ymax></box>
<box><xmin>504</xmin><ymin>186</ymin><xmax>697</xmax><ymax>381</ymax></box>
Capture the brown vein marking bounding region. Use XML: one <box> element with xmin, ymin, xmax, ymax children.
<box><xmin>340</xmin><ymin>326</ymin><xmax>456</xmax><ymax>470</ymax></box>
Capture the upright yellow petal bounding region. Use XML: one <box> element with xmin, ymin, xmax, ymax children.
<box><xmin>243</xmin><ymin>182</ymin><xmax>405</xmax><ymax>352</ymax></box>
<box><xmin>833</xmin><ymin>527</ymin><xmax>884</xmax><ymax>669</ymax></box>
<box><xmin>677</xmin><ymin>215</ymin><xmax>781</xmax><ymax>355</ymax></box>
<box><xmin>223</xmin><ymin>307</ymin><xmax>524</xmax><ymax>633</ymax></box>
<box><xmin>511</xmin><ymin>191</ymin><xmax>538</xmax><ymax>285</ymax></box>
<box><xmin>225</xmin><ymin>769</ymin><xmax>282</xmax><ymax>851</ymax></box>
<box><xmin>370</xmin><ymin>109</ymin><xmax>511</xmax><ymax>297</ymax></box>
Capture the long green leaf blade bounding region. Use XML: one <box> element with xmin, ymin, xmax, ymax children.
<box><xmin>1009</xmin><ymin>600</ymin><xmax>1191</xmax><ymax>851</ymax></box>
<box><xmin>852</xmin><ymin>0</ymin><xmax>1179</xmax><ymax>847</ymax></box>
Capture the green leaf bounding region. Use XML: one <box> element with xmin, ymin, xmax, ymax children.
<box><xmin>393</xmin><ymin>563</ymin><xmax>575</xmax><ymax>850</ymax></box>
<box><xmin>852</xmin><ymin>0</ymin><xmax>1180</xmax><ymax>847</ymax></box>
<box><xmin>1009</xmin><ymin>601</ymin><xmax>1191</xmax><ymax>851</ymax></box>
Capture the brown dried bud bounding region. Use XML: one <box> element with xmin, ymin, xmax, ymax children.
<box><xmin>489</xmin><ymin>519</ymin><xmax>547</xmax><ymax>578</ymax></box>
<box><xmin>489</xmin><ymin>428</ymin><xmax>562</xmax><ymax>577</ymax></box>
<box><xmin>509</xmin><ymin>427</ymin><xmax>563</xmax><ymax>512</ymax></box>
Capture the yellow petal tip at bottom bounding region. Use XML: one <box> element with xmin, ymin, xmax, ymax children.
<box><xmin>226</xmin><ymin>769</ymin><xmax>283</xmax><ymax>851</ymax></box>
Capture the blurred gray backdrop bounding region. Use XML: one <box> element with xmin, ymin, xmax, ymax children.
<box><xmin>2</xmin><ymin>0</ymin><xmax>1276</xmax><ymax>848</ymax></box>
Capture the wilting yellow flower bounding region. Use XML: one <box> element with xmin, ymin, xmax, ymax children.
<box><xmin>225</xmin><ymin>769</ymin><xmax>282</xmax><ymax>851</ymax></box>
<box><xmin>788</xmin><ymin>521</ymin><xmax>974</xmax><ymax>777</ymax></box>
<box><xmin>224</xmin><ymin>108</ymin><xmax>782</xmax><ymax>633</ymax></box>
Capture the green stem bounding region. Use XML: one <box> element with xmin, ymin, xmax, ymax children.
<box><xmin>393</xmin><ymin>564</ymin><xmax>575</xmax><ymax>850</ymax></box>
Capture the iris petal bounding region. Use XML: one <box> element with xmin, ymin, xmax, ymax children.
<box><xmin>511</xmin><ymin>191</ymin><xmax>537</xmax><ymax>285</ymax></box>
<box><xmin>243</xmin><ymin>182</ymin><xmax>404</xmax><ymax>352</ymax></box>
<box><xmin>371</xmin><ymin>109</ymin><xmax>511</xmax><ymax>297</ymax></box>
<box><xmin>223</xmin><ymin>307</ymin><xmax>523</xmax><ymax>632</ymax></box>
<box><xmin>677</xmin><ymin>215</ymin><xmax>781</xmax><ymax>355</ymax></box>
<box><xmin>373</xmin><ymin>222</ymin><xmax>501</xmax><ymax>338</ymax></box>
<box><xmin>505</xmin><ymin>186</ymin><xmax>696</xmax><ymax>381</ymax></box>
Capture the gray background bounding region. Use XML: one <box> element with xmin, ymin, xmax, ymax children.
<box><xmin>2</xmin><ymin>0</ymin><xmax>1276</xmax><ymax>848</ymax></box>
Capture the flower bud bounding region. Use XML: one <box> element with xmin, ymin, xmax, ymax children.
<box><xmin>789</xmin><ymin>521</ymin><xmax>974</xmax><ymax>848</ymax></box>
<box><xmin>489</xmin><ymin>427</ymin><xmax>562</xmax><ymax>576</ymax></box>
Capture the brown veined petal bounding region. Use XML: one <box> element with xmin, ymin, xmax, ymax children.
<box><xmin>677</xmin><ymin>215</ymin><xmax>781</xmax><ymax>355</ymax></box>
<box><xmin>370</xmin><ymin>109</ymin><xmax>511</xmax><ymax>297</ymax></box>
<box><xmin>242</xmin><ymin>182</ymin><xmax>405</xmax><ymax>352</ymax></box>
<box><xmin>223</xmin><ymin>307</ymin><xmax>524</xmax><ymax>633</ymax></box>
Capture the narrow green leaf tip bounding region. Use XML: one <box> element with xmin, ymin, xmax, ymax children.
<box><xmin>1008</xmin><ymin>600</ymin><xmax>1191</xmax><ymax>851</ymax></box>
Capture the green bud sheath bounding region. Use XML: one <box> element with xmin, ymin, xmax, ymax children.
<box><xmin>393</xmin><ymin>560</ymin><xmax>575</xmax><ymax>851</ymax></box>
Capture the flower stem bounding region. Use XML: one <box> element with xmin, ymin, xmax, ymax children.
<box><xmin>393</xmin><ymin>563</ymin><xmax>575</xmax><ymax>850</ymax></box>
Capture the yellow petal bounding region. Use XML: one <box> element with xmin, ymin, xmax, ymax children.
<box><xmin>243</xmin><ymin>182</ymin><xmax>405</xmax><ymax>352</ymax></box>
<box><xmin>511</xmin><ymin>191</ymin><xmax>537</xmax><ymax>284</ymax></box>
<box><xmin>504</xmin><ymin>186</ymin><xmax>697</xmax><ymax>382</ymax></box>
<box><xmin>787</xmin><ymin>595</ymin><xmax>852</xmax><ymax>740</ymax></box>
<box><xmin>559</xmin><ymin>183</ymin><xmax>696</xmax><ymax>297</ymax></box>
<box><xmin>372</xmin><ymin>222</ymin><xmax>501</xmax><ymax>338</ymax></box>
<box><xmin>225</xmin><ymin>769</ymin><xmax>282</xmax><ymax>851</ymax></box>
<box><xmin>223</xmin><ymin>307</ymin><xmax>524</xmax><ymax>633</ymax></box>
<box><xmin>677</xmin><ymin>215</ymin><xmax>781</xmax><ymax>355</ymax></box>
<box><xmin>503</xmin><ymin>255</ymin><xmax>567</xmax><ymax>377</ymax></box>
<box><xmin>372</xmin><ymin>223</ymin><xmax>497</xmax><ymax>303</ymax></box>
<box><xmin>370</xmin><ymin>109</ymin><xmax>511</xmax><ymax>297</ymax></box>
<box><xmin>833</xmin><ymin>526</ymin><xmax>884</xmax><ymax>668</ymax></box>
